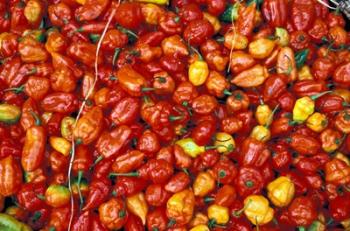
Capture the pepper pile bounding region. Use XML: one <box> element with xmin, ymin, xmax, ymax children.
<box><xmin>1</xmin><ymin>0</ymin><xmax>350</xmax><ymax>230</ymax></box>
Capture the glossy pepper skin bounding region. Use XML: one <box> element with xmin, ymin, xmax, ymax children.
<box><xmin>243</xmin><ymin>195</ymin><xmax>274</xmax><ymax>226</ymax></box>
<box><xmin>98</xmin><ymin>198</ymin><xmax>128</xmax><ymax>230</ymax></box>
<box><xmin>166</xmin><ymin>189</ymin><xmax>195</xmax><ymax>227</ymax></box>
<box><xmin>287</xmin><ymin>196</ymin><xmax>317</xmax><ymax>227</ymax></box>
<box><xmin>0</xmin><ymin>156</ymin><xmax>22</xmax><ymax>196</ymax></box>
<box><xmin>267</xmin><ymin>176</ymin><xmax>295</xmax><ymax>207</ymax></box>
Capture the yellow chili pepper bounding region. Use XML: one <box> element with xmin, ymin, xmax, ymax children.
<box><xmin>334</xmin><ymin>152</ymin><xmax>350</xmax><ymax>166</ymax></box>
<box><xmin>189</xmin><ymin>59</ymin><xmax>209</xmax><ymax>86</ymax></box>
<box><xmin>203</xmin><ymin>13</ymin><xmax>221</xmax><ymax>34</ymax></box>
<box><xmin>0</xmin><ymin>104</ymin><xmax>21</xmax><ymax>124</ymax></box>
<box><xmin>207</xmin><ymin>204</ymin><xmax>229</xmax><ymax>225</ymax></box>
<box><xmin>231</xmin><ymin>64</ymin><xmax>269</xmax><ymax>88</ymax></box>
<box><xmin>250</xmin><ymin>125</ymin><xmax>271</xmax><ymax>142</ymax></box>
<box><xmin>267</xmin><ymin>176</ymin><xmax>295</xmax><ymax>207</ymax></box>
<box><xmin>255</xmin><ymin>104</ymin><xmax>273</xmax><ymax>126</ymax></box>
<box><xmin>193</xmin><ymin>172</ymin><xmax>215</xmax><ymax>197</ymax></box>
<box><xmin>141</xmin><ymin>3</ymin><xmax>165</xmax><ymax>25</ymax></box>
<box><xmin>175</xmin><ymin>138</ymin><xmax>205</xmax><ymax>158</ymax></box>
<box><xmin>24</xmin><ymin>0</ymin><xmax>43</xmax><ymax>25</ymax></box>
<box><xmin>136</xmin><ymin>0</ymin><xmax>169</xmax><ymax>5</ymax></box>
<box><xmin>166</xmin><ymin>189</ymin><xmax>195</xmax><ymax>226</ymax></box>
<box><xmin>126</xmin><ymin>192</ymin><xmax>148</xmax><ymax>225</ymax></box>
<box><xmin>224</xmin><ymin>32</ymin><xmax>248</xmax><ymax>50</ymax></box>
<box><xmin>248</xmin><ymin>38</ymin><xmax>275</xmax><ymax>59</ymax></box>
<box><xmin>293</xmin><ymin>96</ymin><xmax>315</xmax><ymax>123</ymax></box>
<box><xmin>45</xmin><ymin>184</ymin><xmax>71</xmax><ymax>208</ymax></box>
<box><xmin>243</xmin><ymin>195</ymin><xmax>274</xmax><ymax>226</ymax></box>
<box><xmin>298</xmin><ymin>65</ymin><xmax>313</xmax><ymax>80</ymax></box>
<box><xmin>214</xmin><ymin>132</ymin><xmax>235</xmax><ymax>154</ymax></box>
<box><xmin>275</xmin><ymin>27</ymin><xmax>289</xmax><ymax>47</ymax></box>
<box><xmin>49</xmin><ymin>136</ymin><xmax>72</xmax><ymax>156</ymax></box>
<box><xmin>190</xmin><ymin>225</ymin><xmax>210</xmax><ymax>231</ymax></box>
<box><xmin>296</xmin><ymin>93</ymin><xmax>332</xmax><ymax>124</ymax></box>
<box><xmin>190</xmin><ymin>212</ymin><xmax>209</xmax><ymax>227</ymax></box>
<box><xmin>61</xmin><ymin>116</ymin><xmax>76</xmax><ymax>140</ymax></box>
<box><xmin>306</xmin><ymin>112</ymin><xmax>328</xmax><ymax>132</ymax></box>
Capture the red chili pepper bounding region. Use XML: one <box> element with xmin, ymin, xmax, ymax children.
<box><xmin>113</xmin><ymin>176</ymin><xmax>148</xmax><ymax>197</ymax></box>
<box><xmin>0</xmin><ymin>155</ymin><xmax>22</xmax><ymax>196</ymax></box>
<box><xmin>17</xmin><ymin>182</ymin><xmax>46</xmax><ymax>212</ymax></box>
<box><xmin>146</xmin><ymin>207</ymin><xmax>168</xmax><ymax>231</ymax></box>
<box><xmin>239</xmin><ymin>137</ymin><xmax>271</xmax><ymax>167</ymax></box>
<box><xmin>83</xmin><ymin>177</ymin><xmax>111</xmax><ymax>211</ymax></box>
<box><xmin>71</xmin><ymin>210</ymin><xmax>91</xmax><ymax>231</ymax></box>
<box><xmin>288</xmin><ymin>196</ymin><xmax>318</xmax><ymax>227</ymax></box>
<box><xmin>329</xmin><ymin>193</ymin><xmax>350</xmax><ymax>222</ymax></box>
<box><xmin>235</xmin><ymin>167</ymin><xmax>264</xmax><ymax>198</ymax></box>
<box><xmin>287</xmin><ymin>133</ymin><xmax>321</xmax><ymax>156</ymax></box>
<box><xmin>145</xmin><ymin>184</ymin><xmax>170</xmax><ymax>207</ymax></box>
<box><xmin>262</xmin><ymin>0</ymin><xmax>288</xmax><ymax>27</ymax></box>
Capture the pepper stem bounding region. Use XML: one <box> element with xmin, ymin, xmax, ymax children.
<box><xmin>141</xmin><ymin>87</ymin><xmax>156</xmax><ymax>92</ymax></box>
<box><xmin>203</xmin><ymin>197</ymin><xmax>215</xmax><ymax>203</ymax></box>
<box><xmin>112</xmin><ymin>48</ymin><xmax>121</xmax><ymax>68</ymax></box>
<box><xmin>77</xmin><ymin>170</ymin><xmax>84</xmax><ymax>209</ymax></box>
<box><xmin>4</xmin><ymin>85</ymin><xmax>25</xmax><ymax>94</ymax></box>
<box><xmin>30</xmin><ymin>111</ymin><xmax>41</xmax><ymax>126</ymax></box>
<box><xmin>169</xmin><ymin>115</ymin><xmax>183</xmax><ymax>122</ymax></box>
<box><xmin>232</xmin><ymin>199</ymin><xmax>252</xmax><ymax>217</ymax></box>
<box><xmin>310</xmin><ymin>91</ymin><xmax>332</xmax><ymax>101</ymax></box>
<box><xmin>109</xmin><ymin>171</ymin><xmax>139</xmax><ymax>177</ymax></box>
<box><xmin>223</xmin><ymin>89</ymin><xmax>232</xmax><ymax>96</ymax></box>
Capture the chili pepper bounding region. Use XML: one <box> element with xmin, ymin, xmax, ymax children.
<box><xmin>243</xmin><ymin>195</ymin><xmax>274</xmax><ymax>226</ymax></box>
<box><xmin>235</xmin><ymin>167</ymin><xmax>264</xmax><ymax>198</ymax></box>
<box><xmin>98</xmin><ymin>198</ymin><xmax>128</xmax><ymax>230</ymax></box>
<box><xmin>334</xmin><ymin>152</ymin><xmax>350</xmax><ymax>166</ymax></box>
<box><xmin>113</xmin><ymin>176</ymin><xmax>148</xmax><ymax>197</ymax></box>
<box><xmin>165</xmin><ymin>172</ymin><xmax>191</xmax><ymax>193</ymax></box>
<box><xmin>306</xmin><ymin>112</ymin><xmax>328</xmax><ymax>133</ymax></box>
<box><xmin>249</xmin><ymin>38</ymin><xmax>275</xmax><ymax>59</ymax></box>
<box><xmin>44</xmin><ymin>184</ymin><xmax>70</xmax><ymax>208</ymax></box>
<box><xmin>183</xmin><ymin>19</ymin><xmax>214</xmax><ymax>46</ymax></box>
<box><xmin>166</xmin><ymin>189</ymin><xmax>195</xmax><ymax>227</ymax></box>
<box><xmin>193</xmin><ymin>172</ymin><xmax>215</xmax><ymax>197</ymax></box>
<box><xmin>147</xmin><ymin>207</ymin><xmax>168</xmax><ymax>231</ymax></box>
<box><xmin>41</xmin><ymin>92</ymin><xmax>78</xmax><ymax>114</ymax></box>
<box><xmin>0</xmin><ymin>155</ymin><xmax>22</xmax><ymax>196</ymax></box>
<box><xmin>0</xmin><ymin>213</ymin><xmax>32</xmax><ymax>231</ymax></box>
<box><xmin>236</xmin><ymin>3</ymin><xmax>256</xmax><ymax>36</ymax></box>
<box><xmin>329</xmin><ymin>194</ymin><xmax>350</xmax><ymax>222</ymax></box>
<box><xmin>71</xmin><ymin>210</ymin><xmax>91</xmax><ymax>231</ymax></box>
<box><xmin>207</xmin><ymin>204</ymin><xmax>229</xmax><ymax>225</ymax></box>
<box><xmin>125</xmin><ymin>214</ymin><xmax>144</xmax><ymax>231</ymax></box>
<box><xmin>112</xmin><ymin>150</ymin><xmax>144</xmax><ymax>173</ymax></box>
<box><xmin>239</xmin><ymin>137</ymin><xmax>270</xmax><ymax>167</ymax></box>
<box><xmin>73</xmin><ymin>106</ymin><xmax>103</xmax><ymax>145</ymax></box>
<box><xmin>325</xmin><ymin>158</ymin><xmax>350</xmax><ymax>185</ymax></box>
<box><xmin>188</xmin><ymin>55</ymin><xmax>209</xmax><ymax>87</ymax></box>
<box><xmin>262</xmin><ymin>0</ymin><xmax>287</xmax><ymax>27</ymax></box>
<box><xmin>288</xmin><ymin>196</ymin><xmax>317</xmax><ymax>227</ymax></box>
<box><xmin>293</xmin><ymin>91</ymin><xmax>332</xmax><ymax>123</ymax></box>
<box><xmin>335</xmin><ymin>109</ymin><xmax>350</xmax><ymax>133</ymax></box>
<box><xmin>231</xmin><ymin>64</ymin><xmax>269</xmax><ymax>88</ymax></box>
<box><xmin>250</xmin><ymin>125</ymin><xmax>271</xmax><ymax>142</ymax></box>
<box><xmin>0</xmin><ymin>103</ymin><xmax>21</xmax><ymax>124</ymax></box>
<box><xmin>126</xmin><ymin>192</ymin><xmax>148</xmax><ymax>225</ymax></box>
<box><xmin>17</xmin><ymin>182</ymin><xmax>46</xmax><ymax>212</ymax></box>
<box><xmin>137</xmin><ymin>130</ymin><xmax>161</xmax><ymax>156</ymax></box>
<box><xmin>267</xmin><ymin>176</ymin><xmax>295</xmax><ymax>207</ymax></box>
<box><xmin>145</xmin><ymin>184</ymin><xmax>170</xmax><ymax>207</ymax></box>
<box><xmin>22</xmin><ymin>125</ymin><xmax>46</xmax><ymax>172</ymax></box>
<box><xmin>83</xmin><ymin>177</ymin><xmax>110</xmax><ymax>211</ymax></box>
<box><xmin>175</xmin><ymin>138</ymin><xmax>205</xmax><ymax>158</ymax></box>
<box><xmin>0</xmin><ymin>32</ymin><xmax>18</xmax><ymax>58</ymax></box>
<box><xmin>49</xmin><ymin>137</ymin><xmax>71</xmax><ymax>156</ymax></box>
<box><xmin>320</xmin><ymin>128</ymin><xmax>342</xmax><ymax>153</ymax></box>
<box><xmin>220</xmin><ymin>3</ymin><xmax>239</xmax><ymax>22</ymax></box>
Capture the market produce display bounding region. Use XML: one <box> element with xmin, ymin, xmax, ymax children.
<box><xmin>1</xmin><ymin>0</ymin><xmax>350</xmax><ymax>230</ymax></box>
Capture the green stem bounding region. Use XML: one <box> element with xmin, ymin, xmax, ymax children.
<box><xmin>112</xmin><ymin>48</ymin><xmax>121</xmax><ymax>68</ymax></box>
<box><xmin>4</xmin><ymin>85</ymin><xmax>24</xmax><ymax>94</ymax></box>
<box><xmin>203</xmin><ymin>197</ymin><xmax>215</xmax><ymax>203</ymax></box>
<box><xmin>232</xmin><ymin>199</ymin><xmax>252</xmax><ymax>217</ymax></box>
<box><xmin>77</xmin><ymin>170</ymin><xmax>84</xmax><ymax>209</ymax></box>
<box><xmin>30</xmin><ymin>111</ymin><xmax>41</xmax><ymax>126</ymax></box>
<box><xmin>223</xmin><ymin>89</ymin><xmax>232</xmax><ymax>96</ymax></box>
<box><xmin>109</xmin><ymin>172</ymin><xmax>139</xmax><ymax>177</ymax></box>
<box><xmin>310</xmin><ymin>91</ymin><xmax>333</xmax><ymax>101</ymax></box>
<box><xmin>169</xmin><ymin>115</ymin><xmax>183</xmax><ymax>122</ymax></box>
<box><xmin>141</xmin><ymin>87</ymin><xmax>156</xmax><ymax>92</ymax></box>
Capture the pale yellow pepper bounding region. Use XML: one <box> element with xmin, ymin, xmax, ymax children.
<box><xmin>126</xmin><ymin>192</ymin><xmax>148</xmax><ymax>225</ymax></box>
<box><xmin>306</xmin><ymin>112</ymin><xmax>328</xmax><ymax>132</ymax></box>
<box><xmin>250</xmin><ymin>125</ymin><xmax>271</xmax><ymax>142</ymax></box>
<box><xmin>203</xmin><ymin>13</ymin><xmax>221</xmax><ymax>34</ymax></box>
<box><xmin>267</xmin><ymin>176</ymin><xmax>295</xmax><ymax>207</ymax></box>
<box><xmin>61</xmin><ymin>116</ymin><xmax>76</xmax><ymax>140</ymax></box>
<box><xmin>190</xmin><ymin>225</ymin><xmax>210</xmax><ymax>231</ymax></box>
<box><xmin>207</xmin><ymin>204</ymin><xmax>230</xmax><ymax>225</ymax></box>
<box><xmin>298</xmin><ymin>65</ymin><xmax>313</xmax><ymax>80</ymax></box>
<box><xmin>76</xmin><ymin>0</ymin><xmax>86</xmax><ymax>4</ymax></box>
<box><xmin>189</xmin><ymin>212</ymin><xmax>209</xmax><ymax>227</ymax></box>
<box><xmin>175</xmin><ymin>138</ymin><xmax>205</xmax><ymax>158</ymax></box>
<box><xmin>275</xmin><ymin>27</ymin><xmax>289</xmax><ymax>47</ymax></box>
<box><xmin>248</xmin><ymin>38</ymin><xmax>275</xmax><ymax>59</ymax></box>
<box><xmin>244</xmin><ymin>195</ymin><xmax>274</xmax><ymax>225</ymax></box>
<box><xmin>49</xmin><ymin>136</ymin><xmax>72</xmax><ymax>156</ymax></box>
<box><xmin>255</xmin><ymin>104</ymin><xmax>273</xmax><ymax>126</ymax></box>
<box><xmin>293</xmin><ymin>92</ymin><xmax>331</xmax><ymax>123</ymax></box>
<box><xmin>224</xmin><ymin>32</ymin><xmax>248</xmax><ymax>50</ymax></box>
<box><xmin>141</xmin><ymin>3</ymin><xmax>164</xmax><ymax>25</ymax></box>
<box><xmin>189</xmin><ymin>59</ymin><xmax>209</xmax><ymax>86</ymax></box>
<box><xmin>166</xmin><ymin>189</ymin><xmax>195</xmax><ymax>226</ymax></box>
<box><xmin>293</xmin><ymin>97</ymin><xmax>315</xmax><ymax>123</ymax></box>
<box><xmin>193</xmin><ymin>172</ymin><xmax>215</xmax><ymax>197</ymax></box>
<box><xmin>214</xmin><ymin>132</ymin><xmax>235</xmax><ymax>154</ymax></box>
<box><xmin>334</xmin><ymin>152</ymin><xmax>350</xmax><ymax>166</ymax></box>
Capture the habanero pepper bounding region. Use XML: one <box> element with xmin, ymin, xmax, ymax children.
<box><xmin>98</xmin><ymin>197</ymin><xmax>128</xmax><ymax>230</ymax></box>
<box><xmin>0</xmin><ymin>155</ymin><xmax>22</xmax><ymax>196</ymax></box>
